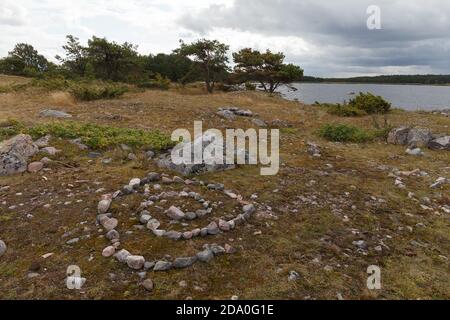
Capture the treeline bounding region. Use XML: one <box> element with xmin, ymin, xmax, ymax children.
<box><xmin>0</xmin><ymin>36</ymin><xmax>304</xmax><ymax>93</ymax></box>
<box><xmin>302</xmin><ymin>75</ymin><xmax>450</xmax><ymax>85</ymax></box>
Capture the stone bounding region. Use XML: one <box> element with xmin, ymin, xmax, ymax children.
<box><xmin>206</xmin><ymin>222</ymin><xmax>220</xmax><ymax>235</ymax></box>
<box><xmin>182</xmin><ymin>231</ymin><xmax>193</xmax><ymax>240</ymax></box>
<box><xmin>157</xmin><ymin>131</ymin><xmax>246</xmax><ymax>176</ymax></box>
<box><xmin>164</xmin><ymin>231</ymin><xmax>182</xmax><ymax>241</ymax></box>
<box><xmin>218</xmin><ymin>219</ymin><xmax>231</xmax><ymax>232</ymax></box>
<box><xmin>34</xmin><ymin>135</ymin><xmax>51</xmax><ymax>148</ymax></box>
<box><xmin>98</xmin><ymin>199</ymin><xmax>111</xmax><ymax>214</ymax></box>
<box><xmin>129</xmin><ymin>178</ymin><xmax>141</xmax><ymax>188</ymax></box>
<box><xmin>106</xmin><ymin>229</ymin><xmax>120</xmax><ymax>241</ymax></box>
<box><xmin>173</xmin><ymin>176</ymin><xmax>185</xmax><ymax>183</ymax></box>
<box><xmin>114</xmin><ymin>249</ymin><xmax>131</xmax><ymax>263</ymax></box>
<box><xmin>406</xmin><ymin>148</ymin><xmax>423</xmax><ymax>156</ymax></box>
<box><xmin>387</xmin><ymin>127</ymin><xmax>410</xmax><ymax>145</ymax></box>
<box><xmin>146</xmin><ymin>150</ymin><xmax>155</xmax><ymax>159</ymax></box>
<box><xmin>428</xmin><ymin>136</ymin><xmax>450</xmax><ymax>151</ymax></box>
<box><xmin>147</xmin><ymin>172</ymin><xmax>161</xmax><ymax>181</ymax></box>
<box><xmin>27</xmin><ymin>161</ymin><xmax>43</xmax><ymax>173</ymax></box>
<box><xmin>40</xmin><ymin>157</ymin><xmax>52</xmax><ymax>165</ymax></box>
<box><xmin>126</xmin><ymin>255</ymin><xmax>145</xmax><ymax>270</ymax></box>
<box><xmin>0</xmin><ymin>134</ymin><xmax>39</xmax><ymax>176</ymax></box>
<box><xmin>224</xmin><ymin>244</ymin><xmax>236</xmax><ymax>254</ymax></box>
<box><xmin>102</xmin><ymin>218</ymin><xmax>118</xmax><ymax>231</ymax></box>
<box><xmin>142</xmin><ymin>279</ymin><xmax>154</xmax><ymax>291</ymax></box>
<box><xmin>173</xmin><ymin>257</ymin><xmax>197</xmax><ymax>269</ymax></box>
<box><xmin>306</xmin><ymin>142</ymin><xmax>321</xmax><ymax>157</ymax></box>
<box><xmin>252</xmin><ymin>118</ymin><xmax>267</xmax><ymax>127</ymax></box>
<box><xmin>144</xmin><ymin>261</ymin><xmax>156</xmax><ymax>271</ymax></box>
<box><xmin>167</xmin><ymin>206</ymin><xmax>185</xmax><ymax>220</ymax></box>
<box><xmin>197</xmin><ymin>249</ymin><xmax>214</xmax><ymax>263</ymax></box>
<box><xmin>217</xmin><ymin>109</ymin><xmax>236</xmax><ymax>120</ymax></box>
<box><xmin>407</xmin><ymin>128</ymin><xmax>433</xmax><ymax>148</ymax></box>
<box><xmin>127</xmin><ymin>153</ymin><xmax>137</xmax><ymax>161</ymax></box>
<box><xmin>152</xmin><ymin>229</ymin><xmax>166</xmax><ymax>237</ymax></box>
<box><xmin>210</xmin><ymin>245</ymin><xmax>226</xmax><ymax>256</ymax></box>
<box><xmin>102</xmin><ymin>246</ymin><xmax>116</xmax><ymax>257</ymax></box>
<box><xmin>66</xmin><ymin>238</ymin><xmax>79</xmax><ymax>245</ymax></box>
<box><xmin>0</xmin><ymin>240</ymin><xmax>6</xmax><ymax>257</ymax></box>
<box><xmin>69</xmin><ymin>138</ymin><xmax>88</xmax><ymax>150</ymax></box>
<box><xmin>431</xmin><ymin>177</ymin><xmax>449</xmax><ymax>189</ymax></box>
<box><xmin>122</xmin><ymin>185</ymin><xmax>134</xmax><ymax>195</ymax></box>
<box><xmin>192</xmin><ymin>228</ymin><xmax>201</xmax><ymax>237</ymax></box>
<box><xmin>40</xmin><ymin>147</ymin><xmax>59</xmax><ymax>156</ymax></box>
<box><xmin>185</xmin><ymin>212</ymin><xmax>197</xmax><ymax>220</ymax></box>
<box><xmin>353</xmin><ymin>240</ymin><xmax>368</xmax><ymax>250</ymax></box>
<box><xmin>39</xmin><ymin>109</ymin><xmax>72</xmax><ymax>118</ymax></box>
<box><xmin>153</xmin><ymin>261</ymin><xmax>172</xmax><ymax>271</ymax></box>
<box><xmin>147</xmin><ymin>219</ymin><xmax>161</xmax><ymax>230</ymax></box>
<box><xmin>288</xmin><ymin>271</ymin><xmax>300</xmax><ymax>281</ymax></box>
<box><xmin>140</xmin><ymin>214</ymin><xmax>152</xmax><ymax>225</ymax></box>
<box><xmin>243</xmin><ymin>204</ymin><xmax>256</xmax><ymax>215</ymax></box>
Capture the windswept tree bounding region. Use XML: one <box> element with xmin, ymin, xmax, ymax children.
<box><xmin>175</xmin><ymin>39</ymin><xmax>229</xmax><ymax>93</ymax></box>
<box><xmin>56</xmin><ymin>35</ymin><xmax>87</xmax><ymax>77</ymax></box>
<box><xmin>233</xmin><ymin>48</ymin><xmax>303</xmax><ymax>93</ymax></box>
<box><xmin>0</xmin><ymin>43</ymin><xmax>51</xmax><ymax>76</ymax></box>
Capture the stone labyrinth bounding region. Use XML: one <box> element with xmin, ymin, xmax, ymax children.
<box><xmin>96</xmin><ymin>171</ymin><xmax>256</xmax><ymax>280</ymax></box>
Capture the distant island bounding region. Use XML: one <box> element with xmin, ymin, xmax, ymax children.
<box><xmin>301</xmin><ymin>74</ymin><xmax>450</xmax><ymax>85</ymax></box>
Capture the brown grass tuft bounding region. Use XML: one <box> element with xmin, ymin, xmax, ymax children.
<box><xmin>48</xmin><ymin>91</ymin><xmax>75</xmax><ymax>106</ymax></box>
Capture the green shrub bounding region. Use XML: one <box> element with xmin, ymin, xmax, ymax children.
<box><xmin>318</xmin><ymin>124</ymin><xmax>373</xmax><ymax>143</ymax></box>
<box><xmin>30</xmin><ymin>77</ymin><xmax>71</xmax><ymax>91</ymax></box>
<box><xmin>319</xmin><ymin>103</ymin><xmax>367</xmax><ymax>117</ymax></box>
<box><xmin>28</xmin><ymin>121</ymin><xmax>173</xmax><ymax>150</ymax></box>
<box><xmin>138</xmin><ymin>73</ymin><xmax>171</xmax><ymax>90</ymax></box>
<box><xmin>348</xmin><ymin>92</ymin><xmax>391</xmax><ymax>114</ymax></box>
<box><xmin>69</xmin><ymin>82</ymin><xmax>128</xmax><ymax>101</ymax></box>
<box><xmin>0</xmin><ymin>119</ymin><xmax>25</xmax><ymax>141</ymax></box>
<box><xmin>245</xmin><ymin>81</ymin><xmax>256</xmax><ymax>91</ymax></box>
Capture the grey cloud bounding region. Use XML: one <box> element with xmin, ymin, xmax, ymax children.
<box><xmin>179</xmin><ymin>0</ymin><xmax>450</xmax><ymax>76</ymax></box>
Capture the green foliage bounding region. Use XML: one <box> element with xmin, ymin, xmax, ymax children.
<box><xmin>28</xmin><ymin>122</ymin><xmax>174</xmax><ymax>150</ymax></box>
<box><xmin>69</xmin><ymin>82</ymin><xmax>128</xmax><ymax>101</ymax></box>
<box><xmin>245</xmin><ymin>81</ymin><xmax>256</xmax><ymax>91</ymax></box>
<box><xmin>317</xmin><ymin>102</ymin><xmax>367</xmax><ymax>117</ymax></box>
<box><xmin>175</xmin><ymin>39</ymin><xmax>230</xmax><ymax>93</ymax></box>
<box><xmin>0</xmin><ymin>119</ymin><xmax>25</xmax><ymax>141</ymax></box>
<box><xmin>30</xmin><ymin>76</ymin><xmax>71</xmax><ymax>90</ymax></box>
<box><xmin>138</xmin><ymin>73</ymin><xmax>171</xmax><ymax>90</ymax></box>
<box><xmin>348</xmin><ymin>92</ymin><xmax>391</xmax><ymax>114</ymax></box>
<box><xmin>318</xmin><ymin>124</ymin><xmax>373</xmax><ymax>142</ymax></box>
<box><xmin>233</xmin><ymin>48</ymin><xmax>303</xmax><ymax>93</ymax></box>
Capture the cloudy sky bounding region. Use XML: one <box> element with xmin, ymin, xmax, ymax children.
<box><xmin>1</xmin><ymin>0</ymin><xmax>449</xmax><ymax>77</ymax></box>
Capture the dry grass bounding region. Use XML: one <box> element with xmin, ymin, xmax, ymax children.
<box><xmin>0</xmin><ymin>75</ymin><xmax>449</xmax><ymax>300</ymax></box>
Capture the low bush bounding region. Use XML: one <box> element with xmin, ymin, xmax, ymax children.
<box><xmin>348</xmin><ymin>92</ymin><xmax>391</xmax><ymax>114</ymax></box>
<box><xmin>69</xmin><ymin>82</ymin><xmax>128</xmax><ymax>101</ymax></box>
<box><xmin>137</xmin><ymin>73</ymin><xmax>171</xmax><ymax>90</ymax></box>
<box><xmin>28</xmin><ymin>121</ymin><xmax>174</xmax><ymax>150</ymax></box>
<box><xmin>318</xmin><ymin>102</ymin><xmax>367</xmax><ymax>117</ymax></box>
<box><xmin>245</xmin><ymin>81</ymin><xmax>256</xmax><ymax>91</ymax></box>
<box><xmin>0</xmin><ymin>119</ymin><xmax>25</xmax><ymax>141</ymax></box>
<box><xmin>318</xmin><ymin>124</ymin><xmax>373</xmax><ymax>143</ymax></box>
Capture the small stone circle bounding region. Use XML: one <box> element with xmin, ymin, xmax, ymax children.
<box><xmin>96</xmin><ymin>172</ymin><xmax>255</xmax><ymax>289</ymax></box>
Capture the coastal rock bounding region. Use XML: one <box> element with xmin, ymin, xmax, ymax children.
<box><xmin>27</xmin><ymin>161</ymin><xmax>44</xmax><ymax>173</ymax></box>
<box><xmin>206</xmin><ymin>222</ymin><xmax>220</xmax><ymax>235</ymax></box>
<box><xmin>407</xmin><ymin>128</ymin><xmax>433</xmax><ymax>148</ymax></box>
<box><xmin>196</xmin><ymin>249</ymin><xmax>214</xmax><ymax>263</ymax></box>
<box><xmin>114</xmin><ymin>249</ymin><xmax>131</xmax><ymax>263</ymax></box>
<box><xmin>0</xmin><ymin>134</ymin><xmax>39</xmax><ymax>176</ymax></box>
<box><xmin>153</xmin><ymin>261</ymin><xmax>172</xmax><ymax>271</ymax></box>
<box><xmin>98</xmin><ymin>199</ymin><xmax>111</xmax><ymax>214</ymax></box>
<box><xmin>216</xmin><ymin>110</ymin><xmax>236</xmax><ymax>121</ymax></box>
<box><xmin>164</xmin><ymin>231</ymin><xmax>182</xmax><ymax>241</ymax></box>
<box><xmin>126</xmin><ymin>255</ymin><xmax>145</xmax><ymax>270</ymax></box>
<box><xmin>102</xmin><ymin>246</ymin><xmax>116</xmax><ymax>257</ymax></box>
<box><xmin>166</xmin><ymin>206</ymin><xmax>185</xmax><ymax>220</ymax></box>
<box><xmin>102</xmin><ymin>218</ymin><xmax>118</xmax><ymax>231</ymax></box>
<box><xmin>142</xmin><ymin>279</ymin><xmax>154</xmax><ymax>291</ymax></box>
<box><xmin>146</xmin><ymin>219</ymin><xmax>161</xmax><ymax>231</ymax></box>
<box><xmin>106</xmin><ymin>229</ymin><xmax>120</xmax><ymax>241</ymax></box>
<box><xmin>39</xmin><ymin>109</ymin><xmax>72</xmax><ymax>118</ymax></box>
<box><xmin>157</xmin><ymin>131</ymin><xmax>248</xmax><ymax>176</ymax></box>
<box><xmin>40</xmin><ymin>147</ymin><xmax>59</xmax><ymax>156</ymax></box>
<box><xmin>0</xmin><ymin>240</ymin><xmax>6</xmax><ymax>257</ymax></box>
<box><xmin>34</xmin><ymin>135</ymin><xmax>51</xmax><ymax>148</ymax></box>
<box><xmin>428</xmin><ymin>136</ymin><xmax>450</xmax><ymax>151</ymax></box>
<box><xmin>387</xmin><ymin>127</ymin><xmax>410</xmax><ymax>145</ymax></box>
<box><xmin>173</xmin><ymin>257</ymin><xmax>197</xmax><ymax>269</ymax></box>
